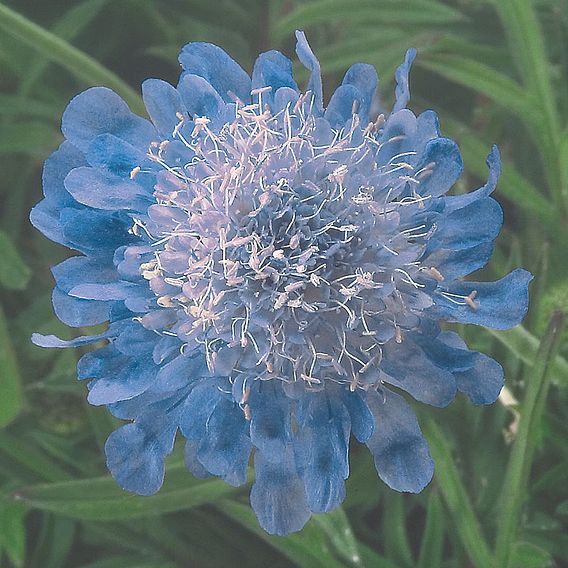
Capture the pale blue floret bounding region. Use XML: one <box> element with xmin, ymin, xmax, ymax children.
<box><xmin>31</xmin><ymin>31</ymin><xmax>532</xmax><ymax>536</ymax></box>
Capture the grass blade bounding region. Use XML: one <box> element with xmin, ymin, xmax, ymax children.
<box><xmin>487</xmin><ymin>326</ymin><xmax>568</xmax><ymax>388</ymax></box>
<box><xmin>13</xmin><ymin>463</ymin><xmax>241</xmax><ymax>520</ymax></box>
<box><xmin>0</xmin><ymin>2</ymin><xmax>144</xmax><ymax>114</ymax></box>
<box><xmin>417</xmin><ymin>491</ymin><xmax>445</xmax><ymax>568</ymax></box>
<box><xmin>220</xmin><ymin>500</ymin><xmax>345</xmax><ymax>568</ymax></box>
<box><xmin>0</xmin><ymin>306</ymin><xmax>24</xmax><ymax>428</ymax></box>
<box><xmin>276</xmin><ymin>0</ymin><xmax>464</xmax><ymax>38</ymax></box>
<box><xmin>494</xmin><ymin>311</ymin><xmax>566</xmax><ymax>567</ymax></box>
<box><xmin>422</xmin><ymin>418</ymin><xmax>493</xmax><ymax>567</ymax></box>
<box><xmin>0</xmin><ymin>230</ymin><xmax>31</xmax><ymax>290</ymax></box>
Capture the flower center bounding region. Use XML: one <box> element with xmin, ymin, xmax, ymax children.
<box><xmin>131</xmin><ymin>91</ymin><xmax>439</xmax><ymax>389</ymax></box>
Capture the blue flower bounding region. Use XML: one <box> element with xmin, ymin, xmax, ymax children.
<box><xmin>31</xmin><ymin>31</ymin><xmax>532</xmax><ymax>535</ymax></box>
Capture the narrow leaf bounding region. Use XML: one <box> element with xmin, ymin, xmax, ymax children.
<box><xmin>220</xmin><ymin>500</ymin><xmax>345</xmax><ymax>568</ymax></box>
<box><xmin>0</xmin><ymin>497</ymin><xmax>27</xmax><ymax>567</ymax></box>
<box><xmin>312</xmin><ymin>508</ymin><xmax>363</xmax><ymax>567</ymax></box>
<box><xmin>0</xmin><ymin>306</ymin><xmax>24</xmax><ymax>428</ymax></box>
<box><xmin>419</xmin><ymin>55</ymin><xmax>537</xmax><ymax>130</ymax></box>
<box><xmin>417</xmin><ymin>491</ymin><xmax>445</xmax><ymax>568</ymax></box>
<box><xmin>487</xmin><ymin>326</ymin><xmax>568</xmax><ymax>388</ymax></box>
<box><xmin>14</xmin><ymin>463</ymin><xmax>240</xmax><ymax>520</ymax></box>
<box><xmin>0</xmin><ymin>3</ymin><xmax>144</xmax><ymax>114</ymax></box>
<box><xmin>422</xmin><ymin>418</ymin><xmax>493</xmax><ymax>567</ymax></box>
<box><xmin>495</xmin><ymin>311</ymin><xmax>566</xmax><ymax>568</ymax></box>
<box><xmin>276</xmin><ymin>0</ymin><xmax>464</xmax><ymax>38</ymax></box>
<box><xmin>0</xmin><ymin>230</ymin><xmax>31</xmax><ymax>289</ymax></box>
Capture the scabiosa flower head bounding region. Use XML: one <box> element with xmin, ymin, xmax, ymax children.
<box><xmin>31</xmin><ymin>32</ymin><xmax>532</xmax><ymax>535</ymax></box>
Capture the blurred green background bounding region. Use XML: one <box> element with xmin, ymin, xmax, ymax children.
<box><xmin>0</xmin><ymin>0</ymin><xmax>567</xmax><ymax>567</ymax></box>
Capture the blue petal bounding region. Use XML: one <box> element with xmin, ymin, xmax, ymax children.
<box><xmin>64</xmin><ymin>166</ymin><xmax>149</xmax><ymax>212</ymax></box>
<box><xmin>437</xmin><ymin>198</ymin><xmax>502</xmax><ymax>250</ymax></box>
<box><xmin>77</xmin><ymin>344</ymin><xmax>128</xmax><ymax>379</ymax></box>
<box><xmin>177</xmin><ymin>74</ymin><xmax>225</xmax><ymax>119</ymax></box>
<box><xmin>184</xmin><ymin>441</ymin><xmax>211</xmax><ymax>479</ymax></box>
<box><xmin>455</xmin><ymin>353</ymin><xmax>504</xmax><ymax>405</ymax></box>
<box><xmin>62</xmin><ymin>87</ymin><xmax>156</xmax><ymax>153</ymax></box>
<box><xmin>30</xmin><ymin>141</ymin><xmax>86</xmax><ymax>245</ymax></box>
<box><xmin>178</xmin><ymin>379</ymin><xmax>225</xmax><ymax>441</ymax></box>
<box><xmin>426</xmin><ymin>242</ymin><xmax>494</xmax><ymax>280</ymax></box>
<box><xmin>69</xmin><ymin>281</ymin><xmax>139</xmax><ymax>301</ymax></box>
<box><xmin>113</xmin><ymin>322</ymin><xmax>159</xmax><ymax>356</ymax></box>
<box><xmin>273</xmin><ymin>86</ymin><xmax>300</xmax><ymax>113</ymax></box>
<box><xmin>295</xmin><ymin>31</ymin><xmax>323</xmax><ymax>113</ymax></box>
<box><xmin>105</xmin><ymin>394</ymin><xmax>181</xmax><ymax>496</ymax></box>
<box><xmin>149</xmin><ymin>353</ymin><xmax>207</xmax><ymax>394</ymax></box>
<box><xmin>60</xmin><ymin>208</ymin><xmax>134</xmax><ymax>256</ymax></box>
<box><xmin>341</xmin><ymin>63</ymin><xmax>378</xmax><ymax>123</ymax></box>
<box><xmin>376</xmin><ymin>109</ymin><xmax>417</xmax><ymax>165</ymax></box>
<box><xmin>52</xmin><ymin>255</ymin><xmax>117</xmax><ymax>292</ymax></box>
<box><xmin>252</xmin><ymin>51</ymin><xmax>298</xmax><ymax>107</ymax></box>
<box><xmin>105</xmin><ymin>424</ymin><xmax>167</xmax><ymax>496</ymax></box>
<box><xmin>178</xmin><ymin>42</ymin><xmax>251</xmax><ymax>103</ymax></box>
<box><xmin>52</xmin><ymin>286</ymin><xmax>111</xmax><ymax>327</ymax></box>
<box><xmin>415</xmin><ymin>110</ymin><xmax>440</xmax><ymax>150</ymax></box>
<box><xmin>340</xmin><ymin>388</ymin><xmax>375</xmax><ymax>443</ymax></box>
<box><xmin>250</xmin><ymin>446</ymin><xmax>311</xmax><ymax>535</ymax></box>
<box><xmin>325</xmin><ymin>84</ymin><xmax>361</xmax><ymax>128</ymax></box>
<box><xmin>87</xmin><ymin>355</ymin><xmax>157</xmax><ymax>405</ymax></box>
<box><xmin>87</xmin><ymin>134</ymin><xmax>147</xmax><ymax>177</ymax></box>
<box><xmin>393</xmin><ymin>48</ymin><xmax>416</xmax><ymax>113</ymax></box>
<box><xmin>197</xmin><ymin>398</ymin><xmax>251</xmax><ymax>486</ymax></box>
<box><xmin>249</xmin><ymin>382</ymin><xmax>291</xmax><ymax>460</ymax></box>
<box><xmin>414</xmin><ymin>330</ymin><xmax>476</xmax><ymax>373</ymax></box>
<box><xmin>435</xmin><ymin>331</ymin><xmax>504</xmax><ymax>404</ymax></box>
<box><xmin>52</xmin><ymin>256</ymin><xmax>116</xmax><ymax>327</ymax></box>
<box><xmin>294</xmin><ymin>393</ymin><xmax>350</xmax><ymax>513</ymax></box>
<box><xmin>31</xmin><ymin>327</ymin><xmax>115</xmax><ymax>349</ymax></box>
<box><xmin>432</xmin><ymin>268</ymin><xmax>533</xmax><ymax>329</ymax></box>
<box><xmin>445</xmin><ymin>145</ymin><xmax>501</xmax><ymax>212</ymax></box>
<box><xmin>366</xmin><ymin>389</ymin><xmax>434</xmax><ymax>493</ymax></box>
<box><xmin>416</xmin><ymin>138</ymin><xmax>464</xmax><ymax>197</ymax></box>
<box><xmin>41</xmin><ymin>141</ymin><xmax>85</xmax><ymax>201</ymax></box>
<box><xmin>142</xmin><ymin>79</ymin><xmax>187</xmax><ymax>136</ymax></box>
<box><xmin>381</xmin><ymin>338</ymin><xmax>457</xmax><ymax>407</ymax></box>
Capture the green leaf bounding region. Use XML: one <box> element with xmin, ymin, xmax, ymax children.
<box><xmin>422</xmin><ymin>418</ymin><xmax>493</xmax><ymax>568</ymax></box>
<box><xmin>560</xmin><ymin>128</ymin><xmax>568</xmax><ymax>210</ymax></box>
<box><xmin>510</xmin><ymin>542</ymin><xmax>553</xmax><ymax>568</ymax></box>
<box><xmin>0</xmin><ymin>121</ymin><xmax>58</xmax><ymax>155</ymax></box>
<box><xmin>0</xmin><ymin>431</ymin><xmax>69</xmax><ymax>482</ymax></box>
<box><xmin>312</xmin><ymin>508</ymin><xmax>362</xmax><ymax>567</ymax></box>
<box><xmin>0</xmin><ymin>3</ymin><xmax>144</xmax><ymax>115</ymax></box>
<box><xmin>417</xmin><ymin>491</ymin><xmax>445</xmax><ymax>568</ymax></box>
<box><xmin>220</xmin><ymin>499</ymin><xmax>345</xmax><ymax>568</ymax></box>
<box><xmin>381</xmin><ymin>492</ymin><xmax>413</xmax><ymax>567</ymax></box>
<box><xmin>0</xmin><ymin>497</ymin><xmax>27</xmax><ymax>567</ymax></box>
<box><xmin>0</xmin><ymin>306</ymin><xmax>24</xmax><ymax>428</ymax></box>
<box><xmin>14</xmin><ymin>463</ymin><xmax>241</xmax><ymax>520</ymax></box>
<box><xmin>0</xmin><ymin>94</ymin><xmax>59</xmax><ymax>120</ymax></box>
<box><xmin>78</xmin><ymin>557</ymin><xmax>177</xmax><ymax>568</ymax></box>
<box><xmin>18</xmin><ymin>0</ymin><xmax>112</xmax><ymax>97</ymax></box>
<box><xmin>487</xmin><ymin>325</ymin><xmax>568</xmax><ymax>387</ymax></box>
<box><xmin>275</xmin><ymin>0</ymin><xmax>464</xmax><ymax>38</ymax></box>
<box><xmin>0</xmin><ymin>230</ymin><xmax>31</xmax><ymax>289</ymax></box>
<box><xmin>418</xmin><ymin>54</ymin><xmax>538</xmax><ymax>130</ymax></box>
<box><xmin>495</xmin><ymin>312</ymin><xmax>566</xmax><ymax>568</ymax></box>
<box><xmin>490</xmin><ymin>0</ymin><xmax>562</xmax><ymax>209</ymax></box>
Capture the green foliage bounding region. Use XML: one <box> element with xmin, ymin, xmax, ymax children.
<box><xmin>0</xmin><ymin>0</ymin><xmax>567</xmax><ymax>566</ymax></box>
